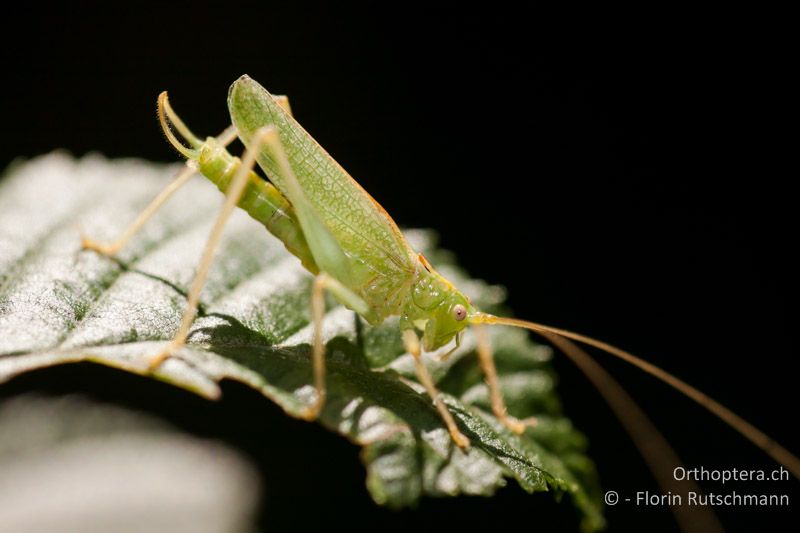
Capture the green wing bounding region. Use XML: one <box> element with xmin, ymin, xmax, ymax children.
<box><xmin>228</xmin><ymin>76</ymin><xmax>416</xmax><ymax>301</ymax></box>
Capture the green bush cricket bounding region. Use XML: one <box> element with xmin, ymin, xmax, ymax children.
<box><xmin>81</xmin><ymin>75</ymin><xmax>799</xmax><ymax>507</ymax></box>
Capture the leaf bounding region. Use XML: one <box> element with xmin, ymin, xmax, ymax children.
<box><xmin>0</xmin><ymin>153</ymin><xmax>604</xmax><ymax>531</ymax></box>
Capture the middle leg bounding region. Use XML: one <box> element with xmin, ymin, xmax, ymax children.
<box><xmin>303</xmin><ymin>272</ymin><xmax>376</xmax><ymax>420</ymax></box>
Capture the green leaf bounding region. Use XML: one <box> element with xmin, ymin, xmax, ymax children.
<box><xmin>0</xmin><ymin>153</ymin><xmax>604</xmax><ymax>531</ymax></box>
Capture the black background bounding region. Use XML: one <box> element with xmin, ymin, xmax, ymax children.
<box><xmin>1</xmin><ymin>3</ymin><xmax>796</xmax><ymax>532</ymax></box>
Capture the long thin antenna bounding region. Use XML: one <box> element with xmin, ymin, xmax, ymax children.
<box><xmin>472</xmin><ymin>312</ymin><xmax>800</xmax><ymax>479</ymax></box>
<box><xmin>541</xmin><ymin>332</ymin><xmax>723</xmax><ymax>533</ymax></box>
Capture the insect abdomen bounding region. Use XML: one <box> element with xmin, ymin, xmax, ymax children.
<box><xmin>197</xmin><ymin>140</ymin><xmax>318</xmax><ymax>273</ymax></box>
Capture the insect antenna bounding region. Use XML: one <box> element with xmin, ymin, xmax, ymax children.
<box><xmin>157</xmin><ymin>91</ymin><xmax>202</xmax><ymax>159</ymax></box>
<box><xmin>541</xmin><ymin>331</ymin><xmax>723</xmax><ymax>532</ymax></box>
<box><xmin>471</xmin><ymin>313</ymin><xmax>800</xmax><ymax>480</ymax></box>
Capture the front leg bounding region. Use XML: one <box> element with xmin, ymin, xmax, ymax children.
<box><xmin>474</xmin><ymin>324</ymin><xmax>535</xmax><ymax>434</ymax></box>
<box><xmin>403</xmin><ymin>329</ymin><xmax>470</xmax><ymax>449</ymax></box>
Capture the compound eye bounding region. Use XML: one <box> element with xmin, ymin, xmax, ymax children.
<box><xmin>453</xmin><ymin>304</ymin><xmax>467</xmax><ymax>321</ymax></box>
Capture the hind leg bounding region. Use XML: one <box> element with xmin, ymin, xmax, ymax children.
<box><xmin>81</xmin><ymin>163</ymin><xmax>197</xmax><ymax>256</ymax></box>
<box><xmin>148</xmin><ymin>127</ymin><xmax>276</xmax><ymax>369</ymax></box>
<box><xmin>81</xmin><ymin>124</ymin><xmax>238</xmax><ymax>257</ymax></box>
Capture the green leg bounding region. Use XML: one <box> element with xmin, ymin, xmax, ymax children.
<box><xmin>253</xmin><ymin>127</ymin><xmax>355</xmax><ymax>286</ymax></box>
<box><xmin>81</xmin><ymin>125</ymin><xmax>238</xmax><ymax>257</ymax></box>
<box><xmin>148</xmin><ymin>127</ymin><xmax>277</xmax><ymax>369</ymax></box>
<box><xmin>402</xmin><ymin>329</ymin><xmax>470</xmax><ymax>449</ymax></box>
<box><xmin>474</xmin><ymin>324</ymin><xmax>536</xmax><ymax>434</ymax></box>
<box><xmin>301</xmin><ymin>272</ymin><xmax>377</xmax><ymax>420</ymax></box>
<box><xmin>249</xmin><ymin>124</ymin><xmax>384</xmax><ymax>421</ymax></box>
<box><xmin>81</xmin><ymin>164</ymin><xmax>197</xmax><ymax>256</ymax></box>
